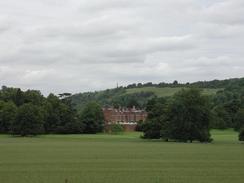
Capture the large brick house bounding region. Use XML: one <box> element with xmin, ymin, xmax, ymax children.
<box><xmin>103</xmin><ymin>106</ymin><xmax>147</xmax><ymax>131</ymax></box>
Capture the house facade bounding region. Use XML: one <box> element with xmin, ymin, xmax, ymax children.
<box><xmin>103</xmin><ymin>107</ymin><xmax>147</xmax><ymax>131</ymax></box>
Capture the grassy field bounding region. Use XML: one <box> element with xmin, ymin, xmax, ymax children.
<box><xmin>0</xmin><ymin>129</ymin><xmax>243</xmax><ymax>183</ymax></box>
<box><xmin>126</xmin><ymin>87</ymin><xmax>221</xmax><ymax>97</ymax></box>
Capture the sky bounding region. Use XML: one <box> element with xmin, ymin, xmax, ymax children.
<box><xmin>0</xmin><ymin>0</ymin><xmax>244</xmax><ymax>95</ymax></box>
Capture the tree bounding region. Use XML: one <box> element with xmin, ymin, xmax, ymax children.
<box><xmin>224</xmin><ymin>99</ymin><xmax>241</xmax><ymax>127</ymax></box>
<box><xmin>0</xmin><ymin>86</ymin><xmax>19</xmax><ymax>104</ymax></box>
<box><xmin>211</xmin><ymin>106</ymin><xmax>231</xmax><ymax>129</ymax></box>
<box><xmin>23</xmin><ymin>90</ymin><xmax>45</xmax><ymax>106</ymax></box>
<box><xmin>43</xmin><ymin>94</ymin><xmax>62</xmax><ymax>133</ymax></box>
<box><xmin>142</xmin><ymin>119</ymin><xmax>163</xmax><ymax>139</ymax></box>
<box><xmin>0</xmin><ymin>101</ymin><xmax>17</xmax><ymax>133</ymax></box>
<box><xmin>239</xmin><ymin>128</ymin><xmax>244</xmax><ymax>141</ymax></box>
<box><xmin>141</xmin><ymin>97</ymin><xmax>168</xmax><ymax>139</ymax></box>
<box><xmin>165</xmin><ymin>88</ymin><xmax>212</xmax><ymax>142</ymax></box>
<box><xmin>44</xmin><ymin>94</ymin><xmax>83</xmax><ymax>134</ymax></box>
<box><xmin>15</xmin><ymin>89</ymin><xmax>24</xmax><ymax>106</ymax></box>
<box><xmin>57</xmin><ymin>103</ymin><xmax>82</xmax><ymax>134</ymax></box>
<box><xmin>173</xmin><ymin>80</ymin><xmax>178</xmax><ymax>85</ymax></box>
<box><xmin>79</xmin><ymin>102</ymin><xmax>104</xmax><ymax>134</ymax></box>
<box><xmin>11</xmin><ymin>103</ymin><xmax>44</xmax><ymax>136</ymax></box>
<box><xmin>234</xmin><ymin>109</ymin><xmax>244</xmax><ymax>131</ymax></box>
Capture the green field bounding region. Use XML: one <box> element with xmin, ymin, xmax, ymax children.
<box><xmin>0</xmin><ymin>129</ymin><xmax>243</xmax><ymax>183</ymax></box>
<box><xmin>126</xmin><ymin>87</ymin><xmax>220</xmax><ymax>97</ymax></box>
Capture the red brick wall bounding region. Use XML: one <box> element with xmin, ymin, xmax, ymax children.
<box><xmin>103</xmin><ymin>107</ymin><xmax>147</xmax><ymax>131</ymax></box>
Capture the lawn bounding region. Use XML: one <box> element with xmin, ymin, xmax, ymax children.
<box><xmin>126</xmin><ymin>87</ymin><xmax>220</xmax><ymax>97</ymax></box>
<box><xmin>0</xmin><ymin>129</ymin><xmax>243</xmax><ymax>183</ymax></box>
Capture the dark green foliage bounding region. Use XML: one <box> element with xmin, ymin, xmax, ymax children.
<box><xmin>165</xmin><ymin>88</ymin><xmax>212</xmax><ymax>142</ymax></box>
<box><xmin>142</xmin><ymin>97</ymin><xmax>168</xmax><ymax>139</ymax></box>
<box><xmin>15</xmin><ymin>89</ymin><xmax>24</xmax><ymax>106</ymax></box>
<box><xmin>234</xmin><ymin>109</ymin><xmax>244</xmax><ymax>131</ymax></box>
<box><xmin>79</xmin><ymin>102</ymin><xmax>105</xmax><ymax>134</ymax></box>
<box><xmin>239</xmin><ymin>128</ymin><xmax>244</xmax><ymax>141</ymax></box>
<box><xmin>0</xmin><ymin>101</ymin><xmax>17</xmax><ymax>133</ymax></box>
<box><xmin>124</xmin><ymin>77</ymin><xmax>244</xmax><ymax>89</ymax></box>
<box><xmin>211</xmin><ymin>106</ymin><xmax>231</xmax><ymax>129</ymax></box>
<box><xmin>0</xmin><ymin>86</ymin><xmax>19</xmax><ymax>104</ymax></box>
<box><xmin>71</xmin><ymin>87</ymin><xmax>126</xmax><ymax>112</ymax></box>
<box><xmin>23</xmin><ymin>90</ymin><xmax>45</xmax><ymax>105</ymax></box>
<box><xmin>43</xmin><ymin>94</ymin><xmax>62</xmax><ymax>133</ymax></box>
<box><xmin>142</xmin><ymin>89</ymin><xmax>212</xmax><ymax>142</ymax></box>
<box><xmin>210</xmin><ymin>79</ymin><xmax>244</xmax><ymax>129</ymax></box>
<box><xmin>0</xmin><ymin>87</ymin><xmax>84</xmax><ymax>136</ymax></box>
<box><xmin>135</xmin><ymin>120</ymin><xmax>144</xmax><ymax>131</ymax></box>
<box><xmin>109</xmin><ymin>124</ymin><xmax>124</xmax><ymax>134</ymax></box>
<box><xmin>141</xmin><ymin>119</ymin><xmax>162</xmax><ymax>139</ymax></box>
<box><xmin>70</xmin><ymin>78</ymin><xmax>244</xmax><ymax>113</ymax></box>
<box><xmin>44</xmin><ymin>94</ymin><xmax>83</xmax><ymax>134</ymax></box>
<box><xmin>70</xmin><ymin>78</ymin><xmax>244</xmax><ymax>115</ymax></box>
<box><xmin>71</xmin><ymin>87</ymin><xmax>155</xmax><ymax>112</ymax></box>
<box><xmin>112</xmin><ymin>92</ymin><xmax>155</xmax><ymax>109</ymax></box>
<box><xmin>11</xmin><ymin>103</ymin><xmax>44</xmax><ymax>136</ymax></box>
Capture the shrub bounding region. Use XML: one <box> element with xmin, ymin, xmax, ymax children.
<box><xmin>109</xmin><ymin>124</ymin><xmax>124</xmax><ymax>134</ymax></box>
<box><xmin>239</xmin><ymin>128</ymin><xmax>244</xmax><ymax>141</ymax></box>
<box><xmin>135</xmin><ymin>120</ymin><xmax>144</xmax><ymax>131</ymax></box>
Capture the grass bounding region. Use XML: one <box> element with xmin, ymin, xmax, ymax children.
<box><xmin>0</xmin><ymin>129</ymin><xmax>243</xmax><ymax>183</ymax></box>
<box><xmin>126</xmin><ymin>87</ymin><xmax>221</xmax><ymax>97</ymax></box>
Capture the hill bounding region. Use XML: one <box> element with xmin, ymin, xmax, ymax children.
<box><xmin>72</xmin><ymin>87</ymin><xmax>218</xmax><ymax>112</ymax></box>
<box><xmin>70</xmin><ymin>77</ymin><xmax>244</xmax><ymax>111</ymax></box>
<box><xmin>126</xmin><ymin>87</ymin><xmax>219</xmax><ymax>97</ymax></box>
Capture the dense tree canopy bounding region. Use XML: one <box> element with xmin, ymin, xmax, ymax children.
<box><xmin>209</xmin><ymin>78</ymin><xmax>244</xmax><ymax>129</ymax></box>
<box><xmin>141</xmin><ymin>97</ymin><xmax>168</xmax><ymax>139</ymax></box>
<box><xmin>11</xmin><ymin>103</ymin><xmax>44</xmax><ymax>136</ymax></box>
<box><xmin>79</xmin><ymin>102</ymin><xmax>105</xmax><ymax>134</ymax></box>
<box><xmin>0</xmin><ymin>101</ymin><xmax>17</xmax><ymax>133</ymax></box>
<box><xmin>0</xmin><ymin>87</ymin><xmax>84</xmax><ymax>135</ymax></box>
<box><xmin>142</xmin><ymin>88</ymin><xmax>212</xmax><ymax>142</ymax></box>
<box><xmin>211</xmin><ymin>106</ymin><xmax>231</xmax><ymax>129</ymax></box>
<box><xmin>44</xmin><ymin>94</ymin><xmax>83</xmax><ymax>134</ymax></box>
<box><xmin>165</xmin><ymin>88</ymin><xmax>212</xmax><ymax>142</ymax></box>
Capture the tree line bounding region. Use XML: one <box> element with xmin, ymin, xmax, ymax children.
<box><xmin>125</xmin><ymin>77</ymin><xmax>243</xmax><ymax>89</ymax></box>
<box><xmin>1</xmin><ymin>78</ymin><xmax>244</xmax><ymax>142</ymax></box>
<box><xmin>71</xmin><ymin>77</ymin><xmax>244</xmax><ymax>133</ymax></box>
<box><xmin>139</xmin><ymin>88</ymin><xmax>244</xmax><ymax>142</ymax></box>
<box><xmin>0</xmin><ymin>86</ymin><xmax>104</xmax><ymax>136</ymax></box>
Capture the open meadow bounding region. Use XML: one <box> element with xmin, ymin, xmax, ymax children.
<box><xmin>0</xmin><ymin>129</ymin><xmax>243</xmax><ymax>183</ymax></box>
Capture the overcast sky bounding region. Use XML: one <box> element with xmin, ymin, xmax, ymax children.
<box><xmin>0</xmin><ymin>0</ymin><xmax>244</xmax><ymax>95</ymax></box>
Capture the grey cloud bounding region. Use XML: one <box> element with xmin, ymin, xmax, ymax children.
<box><xmin>0</xmin><ymin>0</ymin><xmax>243</xmax><ymax>94</ymax></box>
<box><xmin>203</xmin><ymin>0</ymin><xmax>244</xmax><ymax>25</ymax></box>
